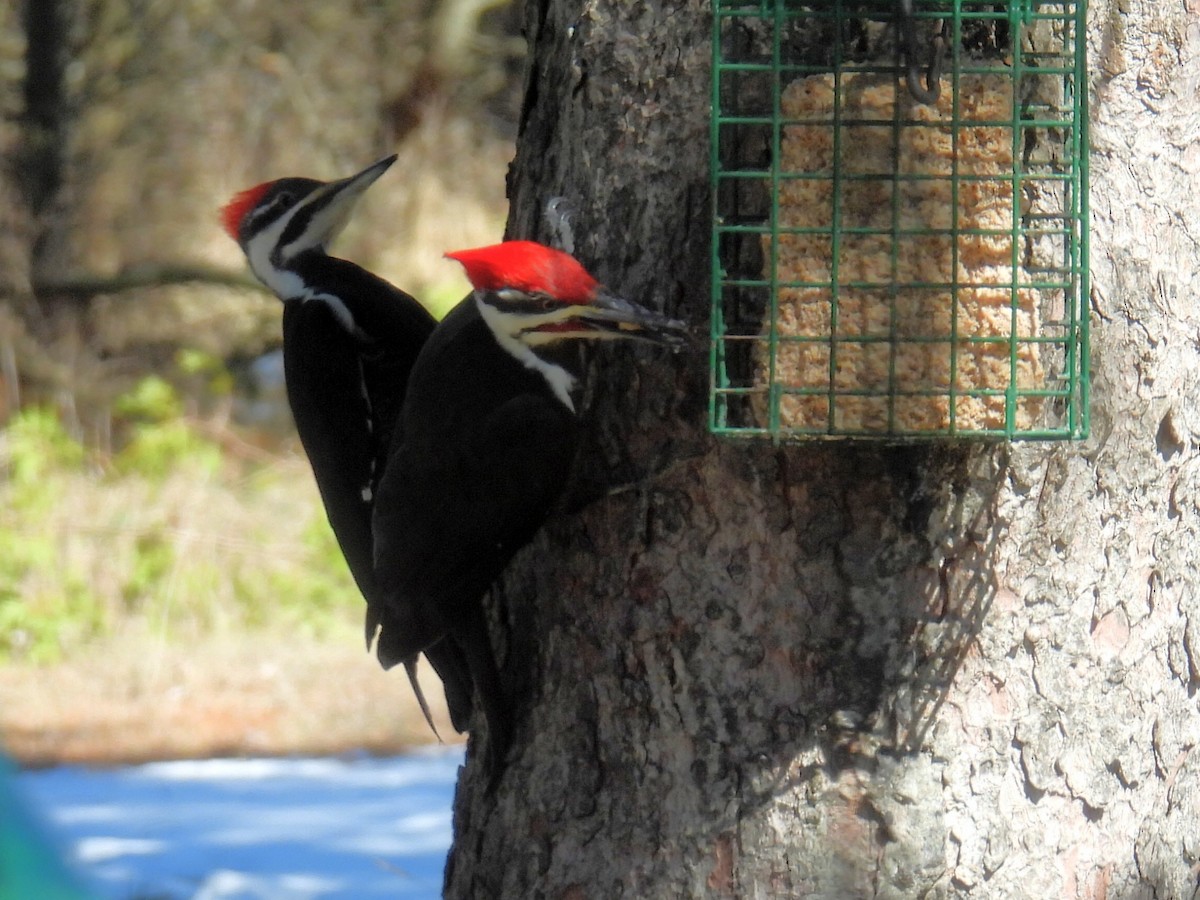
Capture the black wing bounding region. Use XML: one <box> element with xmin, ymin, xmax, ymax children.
<box><xmin>371</xmin><ymin>299</ymin><xmax>580</xmax><ymax>768</ymax></box>
<box><xmin>282</xmin><ymin>287</ymin><xmax>475</xmax><ymax>732</ymax></box>
<box><xmin>282</xmin><ymin>299</ymin><xmax>378</xmax><ymax>596</ymax></box>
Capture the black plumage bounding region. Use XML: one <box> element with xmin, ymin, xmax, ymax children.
<box><xmin>371</xmin><ymin>297</ymin><xmax>582</xmax><ymax>766</ymax></box>
<box><xmin>280</xmin><ymin>257</ymin><xmax>476</xmax><ymax>730</ymax></box>
<box><xmin>369</xmin><ymin>240</ymin><xmax>688</xmax><ymax>773</ymax></box>
<box><xmin>222</xmin><ymin>159</ymin><xmax>477</xmax><ymax>733</ymax></box>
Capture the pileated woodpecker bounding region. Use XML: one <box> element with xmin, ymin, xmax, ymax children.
<box><xmin>372</xmin><ymin>239</ymin><xmax>688</xmax><ymax>770</ymax></box>
<box><xmin>219</xmin><ymin>156</ymin><xmax>475</xmax><ymax>734</ymax></box>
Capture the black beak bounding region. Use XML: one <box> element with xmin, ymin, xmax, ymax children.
<box><xmin>303</xmin><ymin>155</ymin><xmax>398</xmax><ymax>248</ymax></box>
<box><xmin>565</xmin><ymin>289</ymin><xmax>690</xmax><ymax>348</ymax></box>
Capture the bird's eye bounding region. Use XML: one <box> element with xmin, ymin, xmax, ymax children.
<box><xmin>247</xmin><ymin>190</ymin><xmax>297</xmax><ymax>229</ymax></box>
<box><xmin>261</xmin><ymin>191</ymin><xmax>296</xmax><ymax>218</ymax></box>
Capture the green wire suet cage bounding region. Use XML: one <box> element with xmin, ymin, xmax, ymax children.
<box><xmin>709</xmin><ymin>0</ymin><xmax>1089</xmax><ymax>440</ymax></box>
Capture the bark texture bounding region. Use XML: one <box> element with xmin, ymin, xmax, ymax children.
<box><xmin>445</xmin><ymin>0</ymin><xmax>1200</xmax><ymax>897</ymax></box>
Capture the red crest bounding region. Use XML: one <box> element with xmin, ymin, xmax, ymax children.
<box><xmin>445</xmin><ymin>241</ymin><xmax>599</xmax><ymax>304</ymax></box>
<box><xmin>219</xmin><ymin>182</ymin><xmax>272</xmax><ymax>241</ymax></box>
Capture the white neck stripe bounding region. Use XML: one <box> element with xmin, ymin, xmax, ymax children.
<box><xmin>242</xmin><ymin>203</ymin><xmax>363</xmax><ymax>337</ymax></box>
<box><xmin>475</xmin><ymin>296</ymin><xmax>576</xmax><ymax>412</ymax></box>
<box><xmin>302</xmin><ymin>290</ymin><xmax>363</xmax><ymax>337</ymax></box>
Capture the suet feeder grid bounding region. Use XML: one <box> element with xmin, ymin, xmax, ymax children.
<box><xmin>709</xmin><ymin>0</ymin><xmax>1089</xmax><ymax>441</ymax></box>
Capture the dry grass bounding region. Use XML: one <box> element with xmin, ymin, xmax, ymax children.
<box><xmin>0</xmin><ymin>625</ymin><xmax>458</xmax><ymax>767</ymax></box>
<box><xmin>0</xmin><ymin>411</ymin><xmax>465</xmax><ymax>766</ymax></box>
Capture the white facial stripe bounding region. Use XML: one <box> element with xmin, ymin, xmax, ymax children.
<box><xmin>242</xmin><ymin>209</ymin><xmax>357</xmax><ymax>320</ymax></box>
<box><xmin>279</xmin><ymin>191</ymin><xmax>353</xmax><ymax>261</ymax></box>
<box><xmin>520</xmin><ymin>328</ymin><xmax>632</xmax><ymax>346</ymax></box>
<box><xmin>516</xmin><ymin>303</ymin><xmax>650</xmax><ymax>330</ymax></box>
<box><xmin>244</xmin><ymin>199</ymin><xmax>309</xmax><ymax>298</ymax></box>
<box><xmin>490</xmin><ymin>296</ymin><xmax>659</xmax><ymax>339</ymax></box>
<box><xmin>243</xmin><ymin>181</ymin><xmax>356</xmax><ymax>297</ymax></box>
<box><xmin>476</xmin><ymin>296</ymin><xmax>577</xmax><ymax>412</ymax></box>
<box><xmin>513</xmin><ymin>303</ymin><xmax>581</xmax><ymax>328</ymax></box>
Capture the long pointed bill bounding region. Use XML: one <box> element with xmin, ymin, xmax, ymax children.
<box><xmin>518</xmin><ymin>289</ymin><xmax>690</xmax><ymax>348</ymax></box>
<box><xmin>278</xmin><ymin>154</ymin><xmax>397</xmax><ymax>257</ymax></box>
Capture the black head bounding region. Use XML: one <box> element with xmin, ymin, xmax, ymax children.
<box><xmin>221</xmin><ymin>156</ymin><xmax>397</xmax><ymax>298</ymax></box>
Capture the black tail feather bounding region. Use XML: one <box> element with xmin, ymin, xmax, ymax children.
<box><xmin>456</xmin><ymin>610</ymin><xmax>511</xmax><ymax>783</ymax></box>
<box><xmin>402</xmin><ymin>656</ymin><xmax>442</xmax><ymax>740</ymax></box>
<box><xmin>423</xmin><ymin>637</ymin><xmax>475</xmax><ymax>733</ymax></box>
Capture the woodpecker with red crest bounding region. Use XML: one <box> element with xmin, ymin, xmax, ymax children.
<box><xmin>220</xmin><ymin>156</ymin><xmax>475</xmax><ymax>734</ymax></box>
<box><xmin>372</xmin><ymin>238</ymin><xmax>688</xmax><ymax>772</ymax></box>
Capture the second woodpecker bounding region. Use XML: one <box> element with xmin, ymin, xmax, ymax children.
<box><xmin>220</xmin><ymin>156</ymin><xmax>475</xmax><ymax>732</ymax></box>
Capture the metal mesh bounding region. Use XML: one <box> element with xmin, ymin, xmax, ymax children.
<box><xmin>710</xmin><ymin>0</ymin><xmax>1089</xmax><ymax>440</ymax></box>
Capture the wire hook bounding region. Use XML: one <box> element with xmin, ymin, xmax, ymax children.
<box><xmin>897</xmin><ymin>0</ymin><xmax>948</xmax><ymax>105</ymax></box>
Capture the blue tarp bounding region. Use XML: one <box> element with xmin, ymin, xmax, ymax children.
<box><xmin>0</xmin><ymin>754</ymin><xmax>97</xmax><ymax>900</ymax></box>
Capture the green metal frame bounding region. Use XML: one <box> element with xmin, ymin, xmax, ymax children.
<box><xmin>709</xmin><ymin>0</ymin><xmax>1089</xmax><ymax>441</ymax></box>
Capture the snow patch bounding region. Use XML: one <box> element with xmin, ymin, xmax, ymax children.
<box><xmin>18</xmin><ymin>748</ymin><xmax>464</xmax><ymax>900</ymax></box>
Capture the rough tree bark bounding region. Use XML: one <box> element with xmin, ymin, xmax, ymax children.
<box><xmin>445</xmin><ymin>0</ymin><xmax>1200</xmax><ymax>897</ymax></box>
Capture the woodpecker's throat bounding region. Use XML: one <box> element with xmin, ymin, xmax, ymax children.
<box><xmin>245</xmin><ymin>217</ymin><xmax>364</xmax><ymax>337</ymax></box>
<box><xmin>245</xmin><ymin>206</ymin><xmax>309</xmax><ymax>300</ymax></box>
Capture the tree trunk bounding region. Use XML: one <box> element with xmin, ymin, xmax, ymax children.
<box><xmin>446</xmin><ymin>0</ymin><xmax>1200</xmax><ymax>897</ymax></box>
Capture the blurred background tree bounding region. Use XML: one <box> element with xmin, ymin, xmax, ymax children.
<box><xmin>0</xmin><ymin>0</ymin><xmax>523</xmax><ymax>762</ymax></box>
<box><xmin>2</xmin><ymin>0</ymin><xmax>521</xmax><ymax>431</ymax></box>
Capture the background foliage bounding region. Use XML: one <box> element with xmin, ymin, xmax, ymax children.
<box><xmin>0</xmin><ymin>0</ymin><xmax>520</xmax><ymax>757</ymax></box>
